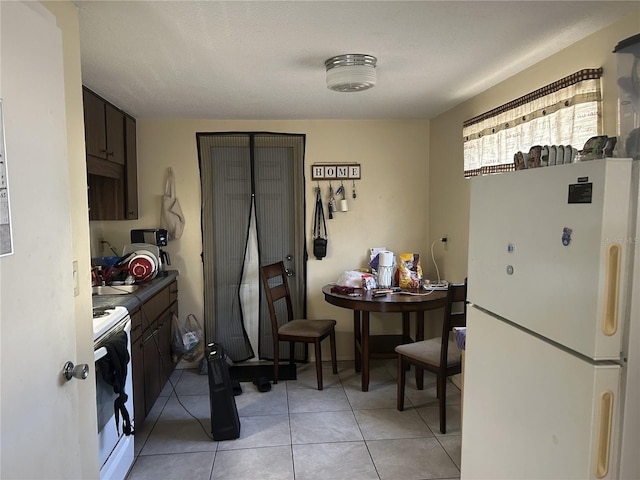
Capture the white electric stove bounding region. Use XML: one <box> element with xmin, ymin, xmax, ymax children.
<box><xmin>92</xmin><ymin>305</ymin><xmax>134</xmax><ymax>480</ymax></box>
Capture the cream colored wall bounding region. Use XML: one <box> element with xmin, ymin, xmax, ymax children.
<box><xmin>94</xmin><ymin>11</ymin><xmax>639</xmax><ymax>364</ymax></box>
<box><xmin>44</xmin><ymin>2</ymin><xmax>99</xmax><ymax>477</ymax></box>
<box><xmin>429</xmin><ymin>12</ymin><xmax>640</xmax><ymax>284</ymax></box>
<box><xmin>97</xmin><ymin>119</ymin><xmax>430</xmax><ymax>359</ymax></box>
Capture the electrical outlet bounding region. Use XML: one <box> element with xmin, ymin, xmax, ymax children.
<box><xmin>441</xmin><ymin>235</ymin><xmax>449</xmax><ymax>251</ymax></box>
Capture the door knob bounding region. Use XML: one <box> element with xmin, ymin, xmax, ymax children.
<box><xmin>63</xmin><ymin>361</ymin><xmax>89</xmax><ymax>381</ymax></box>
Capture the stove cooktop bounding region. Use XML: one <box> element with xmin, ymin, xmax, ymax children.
<box><xmin>93</xmin><ymin>306</ymin><xmax>129</xmax><ymax>341</ymax></box>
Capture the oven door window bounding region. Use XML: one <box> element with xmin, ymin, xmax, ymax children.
<box><xmin>95</xmin><ymin>354</ymin><xmax>119</xmax><ymax>434</ymax></box>
<box><xmin>95</xmin><ymin>345</ymin><xmax>122</xmax><ymax>467</ymax></box>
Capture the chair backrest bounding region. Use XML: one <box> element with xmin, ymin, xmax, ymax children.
<box><xmin>260</xmin><ymin>261</ymin><xmax>294</xmax><ymax>335</ymax></box>
<box><xmin>440</xmin><ymin>279</ymin><xmax>468</xmax><ymax>363</ymax></box>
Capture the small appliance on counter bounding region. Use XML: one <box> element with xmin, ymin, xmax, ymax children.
<box><xmin>122</xmin><ymin>243</ymin><xmax>161</xmax><ymax>282</ymax></box>
<box><xmin>130</xmin><ymin>228</ymin><xmax>171</xmax><ymax>267</ymax></box>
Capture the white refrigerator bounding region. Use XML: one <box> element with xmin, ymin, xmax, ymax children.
<box><xmin>461</xmin><ymin>158</ymin><xmax>639</xmax><ymax>480</ymax></box>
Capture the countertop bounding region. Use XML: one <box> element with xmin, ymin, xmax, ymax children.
<box><xmin>92</xmin><ymin>270</ymin><xmax>179</xmax><ymax>312</ymax></box>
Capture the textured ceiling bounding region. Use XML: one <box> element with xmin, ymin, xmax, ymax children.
<box><xmin>75</xmin><ymin>1</ymin><xmax>639</xmax><ymax>120</ymax></box>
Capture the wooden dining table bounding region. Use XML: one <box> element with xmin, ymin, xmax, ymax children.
<box><xmin>322</xmin><ymin>285</ymin><xmax>448</xmax><ymax>391</ymax></box>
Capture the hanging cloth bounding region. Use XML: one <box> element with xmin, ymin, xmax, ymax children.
<box><xmin>160</xmin><ymin>167</ymin><xmax>185</xmax><ymax>240</ymax></box>
<box><xmin>313</xmin><ymin>187</ymin><xmax>328</xmax><ymax>260</ymax></box>
<box><xmin>97</xmin><ymin>330</ymin><xmax>133</xmax><ymax>436</ymax></box>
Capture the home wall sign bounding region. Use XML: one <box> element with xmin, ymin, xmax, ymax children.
<box><xmin>312</xmin><ymin>163</ymin><xmax>361</xmax><ymax>180</ymax></box>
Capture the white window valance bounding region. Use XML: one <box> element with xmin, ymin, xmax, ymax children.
<box><xmin>463</xmin><ymin>68</ymin><xmax>602</xmax><ymax>177</ymax></box>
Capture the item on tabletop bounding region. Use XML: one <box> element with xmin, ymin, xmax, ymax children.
<box><xmin>330</xmin><ymin>285</ymin><xmax>355</xmax><ymax>295</ymax></box>
<box><xmin>398</xmin><ymin>253</ymin><xmax>422</xmax><ymax>289</ymax></box>
<box><xmin>514</xmin><ymin>151</ymin><xmax>527</xmax><ymax>170</ymax></box>
<box><xmin>336</xmin><ymin>270</ymin><xmax>366</xmax><ymax>288</ymax></box>
<box><xmin>376</xmin><ymin>251</ymin><xmax>394</xmax><ymax>288</ymax></box>
<box><xmin>361</xmin><ymin>273</ymin><xmax>376</xmax><ymax>290</ymax></box>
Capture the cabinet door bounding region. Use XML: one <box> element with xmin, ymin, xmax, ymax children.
<box><xmin>105</xmin><ymin>104</ymin><xmax>125</xmax><ymax>165</ymax></box>
<box><xmin>157</xmin><ymin>308</ymin><xmax>174</xmax><ymax>388</ymax></box>
<box><xmin>142</xmin><ymin>327</ymin><xmax>161</xmax><ymax>417</ymax></box>
<box><xmin>124</xmin><ymin>115</ymin><xmax>138</xmax><ymax>219</ymax></box>
<box><xmin>82</xmin><ymin>88</ymin><xmax>106</xmax><ymax>160</ymax></box>
<box><xmin>131</xmin><ymin>335</ymin><xmax>146</xmax><ymax>429</ymax></box>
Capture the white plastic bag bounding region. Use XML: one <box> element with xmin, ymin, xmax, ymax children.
<box><xmin>172</xmin><ymin>313</ymin><xmax>204</xmax><ymax>363</ymax></box>
<box><xmin>336</xmin><ymin>270</ymin><xmax>365</xmax><ymax>288</ymax></box>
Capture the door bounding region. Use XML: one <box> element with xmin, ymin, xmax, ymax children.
<box><xmin>1</xmin><ymin>2</ymin><xmax>88</xmax><ymax>479</ymax></box>
<box><xmin>461</xmin><ymin>307</ymin><xmax>621</xmax><ymax>480</ymax></box>
<box><xmin>198</xmin><ymin>133</ymin><xmax>306</xmax><ymax>362</ymax></box>
<box><xmin>468</xmin><ymin>159</ymin><xmax>634</xmax><ymax>360</ymax></box>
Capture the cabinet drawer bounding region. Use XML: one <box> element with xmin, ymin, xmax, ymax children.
<box><xmin>142</xmin><ymin>285</ymin><xmax>170</xmax><ymax>330</ymax></box>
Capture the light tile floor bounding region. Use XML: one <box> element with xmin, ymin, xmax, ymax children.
<box><xmin>126</xmin><ymin>359</ymin><xmax>461</xmax><ymax>480</ymax></box>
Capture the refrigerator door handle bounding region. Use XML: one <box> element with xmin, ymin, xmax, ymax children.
<box><xmin>596</xmin><ymin>389</ymin><xmax>614</xmax><ymax>478</ymax></box>
<box><xmin>602</xmin><ymin>243</ymin><xmax>621</xmax><ymax>336</ymax></box>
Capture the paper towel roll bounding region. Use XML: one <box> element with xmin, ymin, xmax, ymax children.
<box><xmin>379</xmin><ymin>251</ymin><xmax>393</xmax><ymax>267</ymax></box>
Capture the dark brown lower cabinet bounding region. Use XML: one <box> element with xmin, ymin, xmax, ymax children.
<box><xmin>131</xmin><ymin>280</ymin><xmax>178</xmax><ymax>428</ymax></box>
<box><xmin>130</xmin><ymin>307</ymin><xmax>146</xmax><ymax>429</ymax></box>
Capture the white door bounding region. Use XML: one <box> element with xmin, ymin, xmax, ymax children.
<box><xmin>468</xmin><ymin>159</ymin><xmax>634</xmax><ymax>360</ymax></box>
<box><xmin>461</xmin><ymin>307</ymin><xmax>621</xmax><ymax>480</ymax></box>
<box><xmin>1</xmin><ymin>3</ymin><xmax>86</xmax><ymax>478</ymax></box>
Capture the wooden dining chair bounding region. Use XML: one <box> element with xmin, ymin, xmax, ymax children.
<box><xmin>260</xmin><ymin>261</ymin><xmax>338</xmax><ymax>390</ymax></box>
<box><xmin>395</xmin><ymin>279</ymin><xmax>467</xmax><ymax>433</ymax></box>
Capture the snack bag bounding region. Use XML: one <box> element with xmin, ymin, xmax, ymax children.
<box><xmin>398</xmin><ymin>253</ymin><xmax>422</xmax><ymax>289</ymax></box>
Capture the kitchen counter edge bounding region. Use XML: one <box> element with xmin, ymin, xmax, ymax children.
<box><xmin>92</xmin><ymin>270</ymin><xmax>179</xmax><ymax>312</ymax></box>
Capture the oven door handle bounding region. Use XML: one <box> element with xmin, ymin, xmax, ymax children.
<box><xmin>94</xmin><ymin>319</ymin><xmax>131</xmax><ymax>362</ymax></box>
<box><xmin>94</xmin><ymin>347</ymin><xmax>107</xmax><ymax>362</ymax></box>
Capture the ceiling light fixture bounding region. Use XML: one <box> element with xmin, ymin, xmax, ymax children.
<box><xmin>325</xmin><ymin>54</ymin><xmax>377</xmax><ymax>92</ymax></box>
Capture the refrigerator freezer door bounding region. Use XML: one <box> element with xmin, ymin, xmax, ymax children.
<box><xmin>461</xmin><ymin>307</ymin><xmax>621</xmax><ymax>480</ymax></box>
<box><xmin>468</xmin><ymin>159</ymin><xmax>634</xmax><ymax>360</ymax></box>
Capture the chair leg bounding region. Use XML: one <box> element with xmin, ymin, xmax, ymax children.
<box><xmin>416</xmin><ymin>366</ymin><xmax>424</xmax><ymax>390</ymax></box>
<box><xmin>289</xmin><ymin>342</ymin><xmax>295</xmax><ymax>366</ymax></box>
<box><xmin>438</xmin><ymin>374</ymin><xmax>447</xmax><ymax>434</ymax></box>
<box><xmin>330</xmin><ymin>330</ymin><xmax>338</xmax><ymax>374</ymax></box>
<box><xmin>315</xmin><ymin>339</ymin><xmax>323</xmax><ymax>390</ymax></box>
<box><xmin>397</xmin><ymin>355</ymin><xmax>406</xmax><ymax>411</ymax></box>
<box><xmin>273</xmin><ymin>339</ymin><xmax>279</xmax><ymax>384</ymax></box>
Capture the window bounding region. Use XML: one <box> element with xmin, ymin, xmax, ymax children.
<box><xmin>463</xmin><ymin>68</ymin><xmax>602</xmax><ymax>177</ymax></box>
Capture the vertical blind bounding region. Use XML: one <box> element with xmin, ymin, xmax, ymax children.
<box><xmin>463</xmin><ymin>68</ymin><xmax>603</xmax><ymax>177</ymax></box>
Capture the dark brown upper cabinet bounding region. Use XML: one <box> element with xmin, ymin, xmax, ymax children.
<box><xmin>83</xmin><ymin>87</ymin><xmax>138</xmax><ymax>220</ymax></box>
